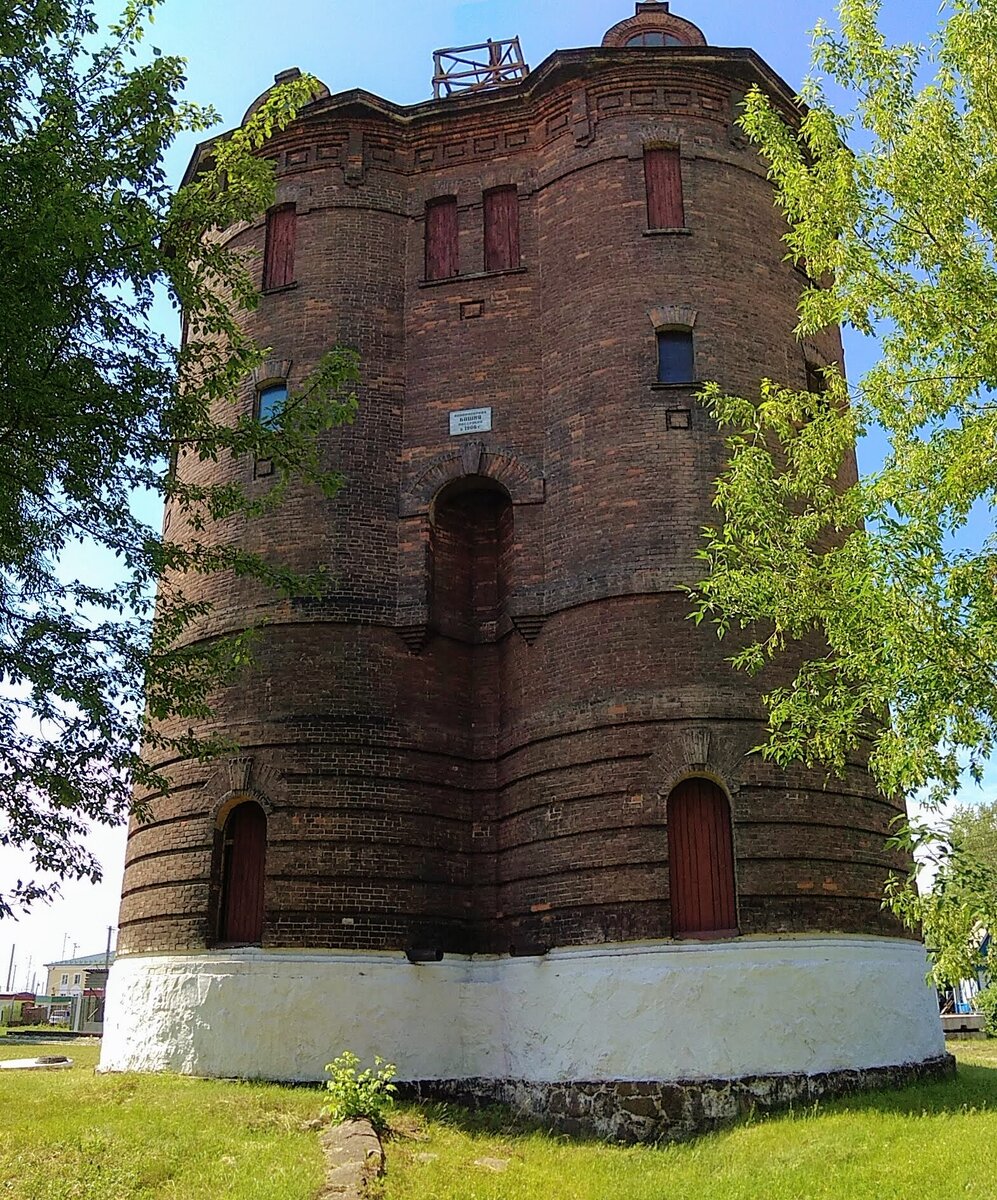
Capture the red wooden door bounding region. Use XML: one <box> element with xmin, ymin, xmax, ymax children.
<box><xmin>219</xmin><ymin>803</ymin><xmax>267</xmax><ymax>944</ymax></box>
<box><xmin>668</xmin><ymin>778</ymin><xmax>738</xmax><ymax>938</ymax></box>
<box><xmin>263</xmin><ymin>204</ymin><xmax>296</xmax><ymax>289</ymax></box>
<box><xmin>644</xmin><ymin>147</ymin><xmax>684</xmax><ymax>230</ymax></box>
<box><xmin>484</xmin><ymin>187</ymin><xmax>520</xmax><ymax>272</ymax></box>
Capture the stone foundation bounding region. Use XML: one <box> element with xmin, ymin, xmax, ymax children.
<box><xmin>402</xmin><ymin>1055</ymin><xmax>957</xmax><ymax>1143</ymax></box>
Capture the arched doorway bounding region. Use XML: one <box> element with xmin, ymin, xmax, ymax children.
<box><xmin>217</xmin><ymin>801</ymin><xmax>267</xmax><ymax>945</ymax></box>
<box><xmin>430</xmin><ymin>476</ymin><xmax>514</xmax><ymax>643</ymax></box>
<box><xmin>667</xmin><ymin>778</ymin><xmax>738</xmax><ymax>939</ymax></box>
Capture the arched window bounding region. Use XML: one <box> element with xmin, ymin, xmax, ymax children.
<box><xmin>430</xmin><ymin>477</ymin><xmax>513</xmax><ymax>643</ymax></box>
<box><xmin>218</xmin><ymin>801</ymin><xmax>267</xmax><ymax>945</ymax></box>
<box><xmin>626</xmin><ymin>31</ymin><xmax>684</xmax><ymax>46</ymax></box>
<box><xmin>667</xmin><ymin>778</ymin><xmax>738</xmax><ymax>938</ymax></box>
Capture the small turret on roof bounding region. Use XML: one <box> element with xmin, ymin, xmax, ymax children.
<box><xmin>602</xmin><ymin>2</ymin><xmax>707</xmax><ymax>49</ymax></box>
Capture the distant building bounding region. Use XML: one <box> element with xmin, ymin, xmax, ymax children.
<box><xmin>43</xmin><ymin>951</ymin><xmax>115</xmax><ymax>1031</ymax></box>
<box><xmin>44</xmin><ymin>951</ymin><xmax>115</xmax><ymax>1000</ymax></box>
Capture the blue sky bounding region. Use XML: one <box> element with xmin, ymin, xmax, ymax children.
<box><xmin>0</xmin><ymin>0</ymin><xmax>965</xmax><ymax>983</ymax></box>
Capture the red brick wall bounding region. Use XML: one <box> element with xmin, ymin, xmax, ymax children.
<box><xmin>117</xmin><ymin>45</ymin><xmax>910</xmax><ymax>955</ymax></box>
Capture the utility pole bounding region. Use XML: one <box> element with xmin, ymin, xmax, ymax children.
<box><xmin>104</xmin><ymin>925</ymin><xmax>113</xmax><ymax>971</ymax></box>
<box><xmin>5</xmin><ymin>945</ymin><xmax>14</xmax><ymax>992</ymax></box>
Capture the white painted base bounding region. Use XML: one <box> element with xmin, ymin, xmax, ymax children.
<box><xmin>98</xmin><ymin>937</ymin><xmax>946</xmax><ymax>1084</ymax></box>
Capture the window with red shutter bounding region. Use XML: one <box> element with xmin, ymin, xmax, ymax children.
<box><xmin>667</xmin><ymin>778</ymin><xmax>738</xmax><ymax>939</ymax></box>
<box><xmin>425</xmin><ymin>196</ymin><xmax>459</xmax><ymax>280</ymax></box>
<box><xmin>263</xmin><ymin>203</ymin><xmax>296</xmax><ymax>290</ymax></box>
<box><xmin>218</xmin><ymin>802</ymin><xmax>267</xmax><ymax>945</ymax></box>
<box><xmin>483</xmin><ymin>186</ymin><xmax>520</xmax><ymax>273</ymax></box>
<box><xmin>644</xmin><ymin>147</ymin><xmax>685</xmax><ymax>230</ymax></box>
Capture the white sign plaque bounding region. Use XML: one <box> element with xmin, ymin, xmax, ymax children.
<box><xmin>449</xmin><ymin>407</ymin><xmax>492</xmax><ymax>436</ymax></box>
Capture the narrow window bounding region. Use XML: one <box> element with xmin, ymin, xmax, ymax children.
<box><xmin>257</xmin><ymin>382</ymin><xmax>288</xmax><ymax>424</ymax></box>
<box><xmin>668</xmin><ymin>778</ymin><xmax>738</xmax><ymax>939</ymax></box>
<box><xmin>218</xmin><ymin>802</ymin><xmax>267</xmax><ymax>945</ymax></box>
<box><xmin>60</xmin><ymin>974</ymin><xmax>68</xmax><ymax>987</ymax></box>
<box><xmin>425</xmin><ymin>196</ymin><xmax>459</xmax><ymax>280</ymax></box>
<box><xmin>73</xmin><ymin>973</ymin><xmax>81</xmax><ymax>985</ymax></box>
<box><xmin>483</xmin><ymin>186</ymin><xmax>520</xmax><ymax>273</ymax></box>
<box><xmin>263</xmin><ymin>203</ymin><xmax>296</xmax><ymax>290</ymax></box>
<box><xmin>657</xmin><ymin>329</ymin><xmax>695</xmax><ymax>384</ymax></box>
<box><xmin>805</xmin><ymin>361</ymin><xmax>827</xmax><ymax>394</ymax></box>
<box><xmin>644</xmin><ymin>147</ymin><xmax>684</xmax><ymax>230</ymax></box>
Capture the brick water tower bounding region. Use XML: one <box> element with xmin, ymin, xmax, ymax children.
<box><xmin>100</xmin><ymin>2</ymin><xmax>948</xmax><ymax>1139</ymax></box>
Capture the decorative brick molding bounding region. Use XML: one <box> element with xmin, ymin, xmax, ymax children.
<box><xmin>204</xmin><ymin>758</ymin><xmax>284</xmax><ymax>829</ymax></box>
<box><xmin>633</xmin><ymin>721</ymin><xmax>758</xmax><ymax>803</ymax></box>
<box><xmin>251</xmin><ymin>357</ymin><xmax>292</xmax><ymax>387</ymax></box>
<box><xmin>399</xmin><ymin>442</ymin><xmax>545</xmax><ymax>517</ymax></box>
<box><xmin>402</xmin><ymin>1055</ymin><xmax>955</xmax><ymax>1144</ymax></box>
<box><xmin>648</xmin><ymin>304</ymin><xmax>697</xmax><ymax>330</ymax></box>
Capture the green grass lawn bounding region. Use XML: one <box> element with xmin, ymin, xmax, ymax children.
<box><xmin>3</xmin><ymin>1037</ymin><xmax>996</xmax><ymax>1199</ymax></box>
<box><xmin>0</xmin><ymin>1038</ymin><xmax>326</xmax><ymax>1200</ymax></box>
<box><xmin>380</xmin><ymin>1042</ymin><xmax>997</xmax><ymax>1200</ymax></box>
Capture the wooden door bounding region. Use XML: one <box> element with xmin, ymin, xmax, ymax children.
<box><xmin>219</xmin><ymin>803</ymin><xmax>267</xmax><ymax>944</ymax></box>
<box><xmin>668</xmin><ymin>778</ymin><xmax>738</xmax><ymax>938</ymax></box>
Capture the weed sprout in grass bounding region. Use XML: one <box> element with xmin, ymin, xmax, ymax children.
<box><xmin>323</xmin><ymin>1051</ymin><xmax>398</xmax><ymax>1133</ymax></box>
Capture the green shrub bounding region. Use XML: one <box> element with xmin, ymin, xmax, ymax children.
<box><xmin>323</xmin><ymin>1051</ymin><xmax>397</xmax><ymax>1133</ymax></box>
<box><xmin>975</xmin><ymin>985</ymin><xmax>997</xmax><ymax>1037</ymax></box>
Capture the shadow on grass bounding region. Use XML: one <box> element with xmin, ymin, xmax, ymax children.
<box><xmin>390</xmin><ymin>1100</ymin><xmax>608</xmax><ymax>1146</ymax></box>
<box><xmin>818</xmin><ymin>1059</ymin><xmax>997</xmax><ymax>1121</ymax></box>
<box><xmin>391</xmin><ymin>1055</ymin><xmax>997</xmax><ymax>1149</ymax></box>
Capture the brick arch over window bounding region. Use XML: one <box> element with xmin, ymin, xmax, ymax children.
<box><xmin>400</xmin><ymin>441</ymin><xmax>544</xmax><ymax>518</ymax></box>
<box><xmin>667</xmin><ymin>777</ymin><xmax>739</xmax><ymax>939</ymax></box>
<box><xmin>216</xmin><ymin>799</ymin><xmax>268</xmax><ymax>946</ymax></box>
<box><xmin>602</xmin><ymin>4</ymin><xmax>707</xmax><ymax>49</ymax></box>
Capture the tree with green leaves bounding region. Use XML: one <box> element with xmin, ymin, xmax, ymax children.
<box><xmin>693</xmin><ymin>0</ymin><xmax>997</xmax><ymax>950</ymax></box>
<box><xmin>0</xmin><ymin>0</ymin><xmax>358</xmax><ymax>918</ymax></box>
<box><xmin>894</xmin><ymin>801</ymin><xmax>997</xmax><ymax>1005</ymax></box>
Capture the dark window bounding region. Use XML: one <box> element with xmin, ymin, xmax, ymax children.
<box><xmin>218</xmin><ymin>802</ymin><xmax>267</xmax><ymax>945</ymax></box>
<box><xmin>668</xmin><ymin>778</ymin><xmax>738</xmax><ymax>939</ymax></box>
<box><xmin>257</xmin><ymin>382</ymin><xmax>287</xmax><ymax>423</ymax></box>
<box><xmin>626</xmin><ymin>30</ymin><xmax>684</xmax><ymax>46</ymax></box>
<box><xmin>644</xmin><ymin>147</ymin><xmax>684</xmax><ymax>229</ymax></box>
<box><xmin>263</xmin><ymin>203</ymin><xmax>296</xmax><ymax>290</ymax></box>
<box><xmin>425</xmin><ymin>196</ymin><xmax>459</xmax><ymax>280</ymax></box>
<box><xmin>483</xmin><ymin>186</ymin><xmax>520</xmax><ymax>273</ymax></box>
<box><xmin>657</xmin><ymin>329</ymin><xmax>695</xmax><ymax>384</ymax></box>
<box><xmin>805</xmin><ymin>361</ymin><xmax>827</xmax><ymax>394</ymax></box>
